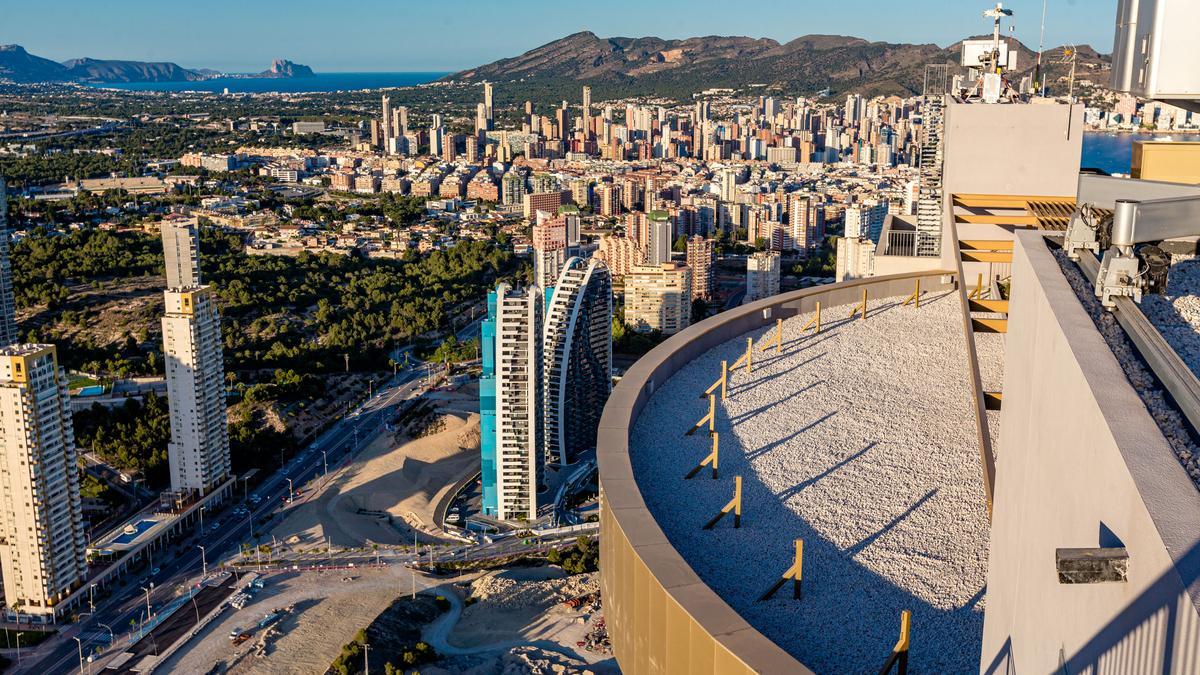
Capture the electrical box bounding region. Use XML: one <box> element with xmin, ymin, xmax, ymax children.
<box><xmin>1132</xmin><ymin>142</ymin><xmax>1200</xmax><ymax>184</ymax></box>
<box><xmin>1111</xmin><ymin>0</ymin><xmax>1200</xmax><ymax>110</ymax></box>
<box><xmin>961</xmin><ymin>39</ymin><xmax>1008</xmax><ymax>69</ymax></box>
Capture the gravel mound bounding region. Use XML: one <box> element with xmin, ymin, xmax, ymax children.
<box><xmin>469</xmin><ymin>569</ymin><xmax>598</xmax><ymax>611</ymax></box>
<box><xmin>630</xmin><ymin>292</ymin><xmax>989</xmax><ymax>673</ymax></box>
<box><xmin>1056</xmin><ymin>250</ymin><xmax>1200</xmax><ymax>484</ymax></box>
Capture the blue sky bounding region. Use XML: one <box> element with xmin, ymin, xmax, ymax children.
<box><xmin>3</xmin><ymin>0</ymin><xmax>1116</xmax><ymax>72</ymax></box>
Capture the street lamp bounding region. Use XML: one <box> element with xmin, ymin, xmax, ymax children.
<box><xmin>88</xmin><ymin>583</ymin><xmax>96</xmax><ymax>614</ymax></box>
<box><xmin>321</xmin><ymin>450</ymin><xmax>328</xmax><ymax>478</ymax></box>
<box><xmin>98</xmin><ymin>623</ymin><xmax>114</xmax><ymax>646</ymax></box>
<box><xmin>73</xmin><ymin>636</ymin><xmax>86</xmax><ymax>674</ymax></box>
<box><xmin>198</xmin><ymin>506</ymin><xmax>205</xmax><ymax>532</ymax></box>
<box><xmin>139</xmin><ymin>586</ymin><xmax>152</xmax><ymax>626</ymax></box>
<box><xmin>363</xmin><ymin>641</ymin><xmax>370</xmax><ymax>675</ymax></box>
<box><xmin>286</xmin><ymin>478</ymin><xmax>294</xmax><ymax>503</ymax></box>
<box><xmin>198</xmin><ymin>545</ymin><xmax>207</xmax><ymax>578</ymax></box>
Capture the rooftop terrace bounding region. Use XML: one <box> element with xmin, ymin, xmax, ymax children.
<box><xmin>627</xmin><ymin>287</ymin><xmax>988</xmax><ymax>671</ymax></box>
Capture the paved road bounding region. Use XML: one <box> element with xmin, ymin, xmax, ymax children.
<box><xmin>21</xmin><ymin>365</ymin><xmax>429</xmax><ymax>675</ymax></box>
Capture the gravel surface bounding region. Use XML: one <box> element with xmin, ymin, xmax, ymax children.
<box><xmin>630</xmin><ymin>292</ymin><xmax>989</xmax><ymax>673</ymax></box>
<box><xmin>1056</xmin><ymin>250</ymin><xmax>1200</xmax><ymax>484</ymax></box>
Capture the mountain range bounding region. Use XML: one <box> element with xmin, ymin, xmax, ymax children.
<box><xmin>0</xmin><ymin>44</ymin><xmax>314</xmax><ymax>84</ymax></box>
<box><xmin>445</xmin><ymin>31</ymin><xmax>1108</xmax><ymax>98</ymax></box>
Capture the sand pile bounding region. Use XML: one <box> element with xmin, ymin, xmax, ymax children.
<box><xmin>468</xmin><ymin>568</ymin><xmax>597</xmax><ymax>611</ymax></box>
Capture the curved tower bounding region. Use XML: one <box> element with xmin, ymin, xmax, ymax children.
<box><xmin>543</xmin><ymin>257</ymin><xmax>612</xmax><ymax>466</ymax></box>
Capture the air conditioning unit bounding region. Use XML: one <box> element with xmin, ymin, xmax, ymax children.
<box><xmin>1111</xmin><ymin>0</ymin><xmax>1200</xmax><ymax>111</ymax></box>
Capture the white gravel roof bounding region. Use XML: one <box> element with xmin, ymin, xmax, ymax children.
<box><xmin>1059</xmin><ymin>250</ymin><xmax>1200</xmax><ymax>484</ymax></box>
<box><xmin>630</xmin><ymin>291</ymin><xmax>990</xmax><ymax>673</ymax></box>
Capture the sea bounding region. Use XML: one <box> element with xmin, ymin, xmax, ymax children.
<box><xmin>88</xmin><ymin>71</ymin><xmax>449</xmax><ymax>94</ymax></box>
<box><xmin>1081</xmin><ymin>132</ymin><xmax>1197</xmax><ymax>175</ymax></box>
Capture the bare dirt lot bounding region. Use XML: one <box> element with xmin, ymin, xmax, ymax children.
<box><xmin>157</xmin><ymin>567</ymin><xmax>423</xmax><ymax>675</ymax></box>
<box><xmin>271</xmin><ymin>401</ymin><xmax>480</xmax><ymax>549</ymax></box>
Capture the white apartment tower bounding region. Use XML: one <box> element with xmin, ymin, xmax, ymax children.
<box><xmin>646</xmin><ymin>211</ymin><xmax>673</xmax><ymax>266</ymax></box>
<box><xmin>161</xmin><ymin>222</ymin><xmax>231</xmax><ymax>495</ymax></box>
<box><xmin>625</xmin><ymin>262</ymin><xmax>692</xmax><ymax>335</ymax></box>
<box><xmin>543</xmin><ymin>258</ymin><xmax>612</xmax><ymax>466</ymax></box>
<box><xmin>746</xmin><ymin>251</ymin><xmax>781</xmax><ymax>302</ymax></box>
<box><xmin>162</xmin><ymin>215</ymin><xmax>201</xmax><ymax>288</ymax></box>
<box><xmin>490</xmin><ymin>283</ymin><xmax>544</xmax><ymax>521</ymax></box>
<box><xmin>0</xmin><ymin>178</ymin><xmax>17</xmax><ymax>346</ymax></box>
<box><xmin>0</xmin><ymin>345</ymin><xmax>86</xmax><ymax>621</ymax></box>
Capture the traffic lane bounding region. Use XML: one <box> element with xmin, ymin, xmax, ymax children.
<box><xmin>28</xmin><ymin>377</ymin><xmax>423</xmax><ymax>673</ymax></box>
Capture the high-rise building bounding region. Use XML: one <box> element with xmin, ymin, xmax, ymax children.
<box><xmin>646</xmin><ymin>211</ymin><xmax>673</xmax><ymax>266</ymax></box>
<box><xmin>161</xmin><ymin>215</ymin><xmax>201</xmax><ymax>288</ymax></box>
<box><xmin>0</xmin><ymin>178</ymin><xmax>16</xmax><ymax>346</ymax></box>
<box><xmin>625</xmin><ymin>262</ymin><xmax>692</xmax><ymax>335</ymax></box>
<box><xmin>532</xmin><ymin>213</ymin><xmax>568</xmax><ymax>288</ymax></box>
<box><xmin>543</xmin><ymin>258</ymin><xmax>612</xmax><ymax>465</ymax></box>
<box><xmin>483</xmin><ymin>82</ymin><xmax>494</xmax><ymax>130</ymax></box>
<box><xmin>746</xmin><ymin>251</ymin><xmax>781</xmax><ymax>302</ymax></box>
<box><xmin>788</xmin><ymin>195</ymin><xmax>827</xmax><ymax>251</ymax></box>
<box><xmin>845</xmin><ymin>200</ymin><xmax>887</xmax><ymax>243</ymax></box>
<box><xmin>523</xmin><ymin>190</ymin><xmax>566</xmax><ymax>220</ymax></box>
<box><xmin>685</xmin><ymin>235</ymin><xmax>714</xmax><ymax>301</ymax></box>
<box><xmin>381</xmin><ymin>94</ymin><xmax>392</xmax><ymax>147</ymax></box>
<box><xmin>161</xmin><ymin>224</ymin><xmax>231</xmax><ymax>496</ymax></box>
<box><xmin>0</xmin><ymin>344</ymin><xmax>86</xmax><ymax>622</ymax></box>
<box><xmin>719</xmin><ymin>170</ymin><xmax>738</xmax><ymax>202</ymax></box>
<box><xmin>480</xmin><ymin>283</ymin><xmax>544</xmax><ymax>521</ymax></box>
<box><xmin>595</xmin><ymin>236</ymin><xmax>643</xmax><ymax>278</ymax></box>
<box><xmin>582</xmin><ymin>85</ymin><xmax>592</xmax><ymax>121</ymax></box>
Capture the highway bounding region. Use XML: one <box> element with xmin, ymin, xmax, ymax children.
<box><xmin>22</xmin><ymin>364</ymin><xmax>430</xmax><ymax>675</ymax></box>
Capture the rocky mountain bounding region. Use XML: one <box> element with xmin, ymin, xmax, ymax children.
<box><xmin>445</xmin><ymin>31</ymin><xmax>1108</xmax><ymax>98</ymax></box>
<box><xmin>0</xmin><ymin>45</ymin><xmax>316</xmax><ymax>84</ymax></box>
<box><xmin>0</xmin><ymin>44</ymin><xmax>71</xmax><ymax>83</ymax></box>
<box><xmin>61</xmin><ymin>57</ymin><xmax>204</xmax><ymax>83</ymax></box>
<box><xmin>256</xmin><ymin>59</ymin><xmax>315</xmax><ymax>78</ymax></box>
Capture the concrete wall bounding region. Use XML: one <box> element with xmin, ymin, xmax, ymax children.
<box><xmin>981</xmin><ymin>231</ymin><xmax>1200</xmax><ymax>674</ymax></box>
<box><xmin>939</xmin><ymin>102</ymin><xmax>1083</xmax><ymax>271</ymax></box>
<box><xmin>598</xmin><ymin>270</ymin><xmax>955</xmax><ymax>675</ymax></box>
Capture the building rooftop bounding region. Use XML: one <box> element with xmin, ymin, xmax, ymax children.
<box><xmin>628</xmin><ymin>290</ymin><xmax>989</xmax><ymax>672</ymax></box>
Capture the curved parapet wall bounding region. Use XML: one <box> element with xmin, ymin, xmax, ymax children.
<box><xmin>598</xmin><ymin>270</ymin><xmax>956</xmax><ymax>675</ymax></box>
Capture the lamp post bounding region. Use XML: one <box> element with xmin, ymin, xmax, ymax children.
<box><xmin>198</xmin><ymin>506</ymin><xmax>205</xmax><ymax>532</ymax></box>
<box><xmin>140</xmin><ymin>586</ymin><xmax>152</xmax><ymax>625</ymax></box>
<box><xmin>88</xmin><ymin>583</ymin><xmax>95</xmax><ymax>614</ymax></box>
<box><xmin>322</xmin><ymin>450</ymin><xmax>328</xmax><ymax>478</ymax></box>
<box><xmin>198</xmin><ymin>545</ymin><xmax>207</xmax><ymax>578</ymax></box>
<box><xmin>286</xmin><ymin>478</ymin><xmax>294</xmax><ymax>503</ymax></box>
<box><xmin>98</xmin><ymin>623</ymin><xmax>114</xmax><ymax>646</ymax></box>
<box><xmin>73</xmin><ymin>636</ymin><xmax>85</xmax><ymax>674</ymax></box>
<box><xmin>363</xmin><ymin>641</ymin><xmax>370</xmax><ymax>675</ymax></box>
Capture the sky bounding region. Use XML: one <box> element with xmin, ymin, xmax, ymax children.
<box><xmin>2</xmin><ymin>0</ymin><xmax>1116</xmax><ymax>73</ymax></box>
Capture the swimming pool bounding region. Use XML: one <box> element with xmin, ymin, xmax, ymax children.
<box><xmin>77</xmin><ymin>385</ymin><xmax>105</xmax><ymax>396</ymax></box>
<box><xmin>112</xmin><ymin>519</ymin><xmax>158</xmax><ymax>545</ymax></box>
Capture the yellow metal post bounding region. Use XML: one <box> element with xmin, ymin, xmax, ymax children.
<box><xmin>757</xmin><ymin>538</ymin><xmax>805</xmax><ymax>601</ymax></box>
<box><xmin>745</xmin><ymin>338</ymin><xmax>753</xmax><ymax>374</ymax></box>
<box><xmin>903</xmin><ymin>278</ymin><xmax>922</xmax><ymax>309</ymax></box>
<box><xmin>684</xmin><ymin>432</ymin><xmax>720</xmax><ymax>480</ymax></box>
<box><xmin>849</xmin><ymin>288</ymin><xmax>868</xmax><ymax>320</ymax></box>
<box><xmin>968</xmin><ymin>272</ymin><xmax>985</xmax><ymax>301</ymax></box>
<box><xmin>733</xmin><ymin>475</ymin><xmax>742</xmax><ymax>527</ymax></box>
<box><xmin>878</xmin><ymin>609</ymin><xmax>912</xmax><ymax>674</ymax></box>
<box><xmin>759</xmin><ymin>318</ymin><xmax>783</xmax><ymax>354</ymax></box>
<box><xmin>685</xmin><ymin>394</ymin><xmax>717</xmax><ymax>437</ymax></box>
<box><xmin>701</xmin><ymin>360</ymin><xmax>729</xmax><ymax>401</ymax></box>
<box><xmin>702</xmin><ymin>475</ymin><xmax>742</xmax><ymax>530</ymax></box>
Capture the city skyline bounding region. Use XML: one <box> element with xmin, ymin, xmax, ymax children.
<box><xmin>3</xmin><ymin>0</ymin><xmax>1116</xmax><ymax>73</ymax></box>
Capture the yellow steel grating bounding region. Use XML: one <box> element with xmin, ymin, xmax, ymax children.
<box><xmin>1027</xmin><ymin>199</ymin><xmax>1079</xmax><ymax>231</ymax></box>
